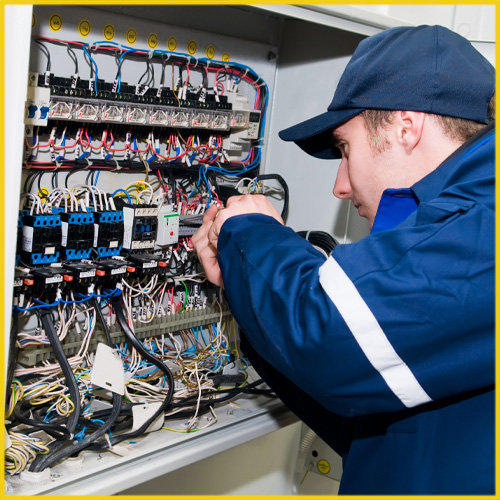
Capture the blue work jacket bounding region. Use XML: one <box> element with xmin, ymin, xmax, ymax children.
<box><xmin>217</xmin><ymin>123</ymin><xmax>495</xmax><ymax>495</ymax></box>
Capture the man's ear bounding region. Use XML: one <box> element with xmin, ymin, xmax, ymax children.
<box><xmin>395</xmin><ymin>111</ymin><xmax>426</xmax><ymax>153</ymax></box>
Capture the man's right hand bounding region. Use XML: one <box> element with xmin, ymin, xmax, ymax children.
<box><xmin>192</xmin><ymin>204</ymin><xmax>224</xmax><ymax>288</ymax></box>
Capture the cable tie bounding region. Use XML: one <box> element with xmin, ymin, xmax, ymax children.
<box><xmin>104</xmin><ymin>433</ymin><xmax>112</xmax><ymax>449</ymax></box>
<box><xmin>112</xmin><ymin>159</ymin><xmax>122</xmax><ymax>171</ymax></box>
<box><xmin>148</xmin><ymin>49</ymin><xmax>154</xmax><ymax>59</ymax></box>
<box><xmin>85</xmin><ymin>158</ymin><xmax>93</xmax><ymax>167</ymax></box>
<box><xmin>191</xmin><ymin>56</ymin><xmax>199</xmax><ymax>68</ymax></box>
<box><xmin>243</xmin><ymin>68</ymin><xmax>249</xmax><ymax>77</ymax></box>
<box><xmin>55</xmin><ymin>160</ymin><xmax>62</xmax><ymax>169</ymax></box>
<box><xmin>91</xmin><ymin>42</ymin><xmax>100</xmax><ymax>51</ymax></box>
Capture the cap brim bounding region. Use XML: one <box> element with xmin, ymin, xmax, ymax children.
<box><xmin>278</xmin><ymin>108</ymin><xmax>364</xmax><ymax>159</ymax></box>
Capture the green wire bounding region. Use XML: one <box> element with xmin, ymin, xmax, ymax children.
<box><xmin>178</xmin><ymin>281</ymin><xmax>189</xmax><ymax>312</ymax></box>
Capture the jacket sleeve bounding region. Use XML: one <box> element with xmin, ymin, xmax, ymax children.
<box><xmin>217</xmin><ymin>203</ymin><xmax>494</xmax><ymax>417</ymax></box>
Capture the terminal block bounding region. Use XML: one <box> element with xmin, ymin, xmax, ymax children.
<box><xmin>94</xmin><ymin>210</ymin><xmax>124</xmax><ymax>257</ymax></box>
<box><xmin>115</xmin><ymin>200</ymin><xmax>158</xmax><ymax>250</ymax></box>
<box><xmin>30</xmin><ymin>267</ymin><xmax>64</xmax><ymax>297</ymax></box>
<box><xmin>61</xmin><ymin>262</ymin><xmax>97</xmax><ymax>293</ymax></box>
<box><xmin>13</xmin><ymin>271</ymin><xmax>34</xmax><ymax>306</ymax></box>
<box><xmin>21</xmin><ymin>213</ymin><xmax>62</xmax><ymax>266</ymax></box>
<box><xmin>178</xmin><ymin>214</ymin><xmax>203</xmax><ymax>237</ymax></box>
<box><xmin>96</xmin><ymin>258</ymin><xmax>136</xmax><ymax>288</ymax></box>
<box><xmin>128</xmin><ymin>252</ymin><xmax>167</xmax><ymax>278</ymax></box>
<box><xmin>61</xmin><ymin>211</ymin><xmax>95</xmax><ymax>260</ymax></box>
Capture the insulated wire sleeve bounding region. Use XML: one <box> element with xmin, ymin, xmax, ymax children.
<box><xmin>255</xmin><ymin>173</ymin><xmax>289</xmax><ymax>221</ymax></box>
<box><xmin>93</xmin><ymin>298</ymin><xmax>113</xmax><ymax>346</ymax></box>
<box><xmin>84</xmin><ymin>298</ymin><xmax>175</xmax><ymax>451</ymax></box>
<box><xmin>30</xmin><ymin>393</ymin><xmax>122</xmax><ymax>472</ymax></box>
<box><xmin>30</xmin><ymin>309</ymin><xmax>82</xmax><ymax>472</ymax></box>
<box><xmin>12</xmin><ymin>405</ymin><xmax>72</xmax><ymax>441</ymax></box>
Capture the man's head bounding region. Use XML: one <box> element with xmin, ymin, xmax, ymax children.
<box><xmin>279</xmin><ymin>25</ymin><xmax>495</xmax><ymax>226</ymax></box>
<box><xmin>334</xmin><ymin>99</ymin><xmax>495</xmax><ymax>226</ymax></box>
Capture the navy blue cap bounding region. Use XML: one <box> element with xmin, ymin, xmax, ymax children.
<box><xmin>279</xmin><ymin>25</ymin><xmax>495</xmax><ymax>159</ymax></box>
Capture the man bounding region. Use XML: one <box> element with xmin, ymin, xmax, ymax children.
<box><xmin>192</xmin><ymin>25</ymin><xmax>494</xmax><ymax>494</ymax></box>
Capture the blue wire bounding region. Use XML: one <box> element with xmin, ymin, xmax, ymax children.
<box><xmin>82</xmin><ymin>44</ymin><xmax>99</xmax><ymax>89</ymax></box>
<box><xmin>111</xmin><ymin>189</ymin><xmax>132</xmax><ymax>203</ymax></box>
<box><xmin>201</xmin><ymin>167</ymin><xmax>212</xmax><ymax>207</ymax></box>
<box><xmin>15</xmin><ymin>289</ymin><xmax>121</xmax><ymax>312</ymax></box>
<box><xmin>94</xmin><ymin>170</ymin><xmax>100</xmax><ymax>186</ymax></box>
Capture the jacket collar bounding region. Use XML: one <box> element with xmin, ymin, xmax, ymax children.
<box><xmin>411</xmin><ymin>122</ymin><xmax>495</xmax><ymax>203</ymax></box>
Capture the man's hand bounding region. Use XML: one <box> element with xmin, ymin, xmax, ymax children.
<box><xmin>192</xmin><ymin>195</ymin><xmax>284</xmax><ymax>287</ymax></box>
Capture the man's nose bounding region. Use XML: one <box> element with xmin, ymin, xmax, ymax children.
<box><xmin>333</xmin><ymin>160</ymin><xmax>351</xmax><ymax>199</ymax></box>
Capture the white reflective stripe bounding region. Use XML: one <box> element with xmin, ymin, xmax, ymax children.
<box><xmin>319</xmin><ymin>257</ymin><xmax>432</xmax><ymax>408</ymax></box>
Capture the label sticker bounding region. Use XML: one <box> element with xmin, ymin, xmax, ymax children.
<box><xmin>61</xmin><ymin>221</ymin><xmax>68</xmax><ymax>247</ymax></box>
<box><xmin>187</xmin><ymin>40</ymin><xmax>197</xmax><ymax>55</ymax></box>
<box><xmin>126</xmin><ymin>28</ymin><xmax>138</xmax><ymax>45</ymax></box>
<box><xmin>103</xmin><ymin>24</ymin><xmax>115</xmax><ymax>41</ymax></box>
<box><xmin>90</xmin><ymin>343</ymin><xmax>125</xmax><ymax>395</ymax></box>
<box><xmin>147</xmin><ymin>33</ymin><xmax>158</xmax><ymax>49</ymax></box>
<box><xmin>49</xmin><ymin>13</ymin><xmax>62</xmax><ymax>32</ymax></box>
<box><xmin>167</xmin><ymin>36</ymin><xmax>177</xmax><ymax>51</ymax></box>
<box><xmin>317</xmin><ymin>459</ymin><xmax>331</xmax><ymax>475</ymax></box>
<box><xmin>206</xmin><ymin>44</ymin><xmax>216</xmax><ymax>59</ymax></box>
<box><xmin>78</xmin><ymin>19</ymin><xmax>91</xmax><ymax>37</ymax></box>
<box><xmin>22</xmin><ymin>226</ymin><xmax>34</xmax><ymax>252</ymax></box>
<box><xmin>221</xmin><ymin>52</ymin><xmax>231</xmax><ymax>62</ymax></box>
<box><xmin>45</xmin><ymin>275</ymin><xmax>62</xmax><ymax>284</ymax></box>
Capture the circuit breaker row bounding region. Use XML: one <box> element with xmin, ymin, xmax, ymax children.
<box><xmin>27</xmin><ymin>73</ymin><xmax>260</xmax><ymax>135</ymax></box>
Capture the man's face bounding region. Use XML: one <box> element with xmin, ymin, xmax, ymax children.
<box><xmin>332</xmin><ymin>115</ymin><xmax>399</xmax><ymax>227</ymax></box>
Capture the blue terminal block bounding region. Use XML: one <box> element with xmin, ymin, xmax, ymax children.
<box><xmin>94</xmin><ymin>210</ymin><xmax>124</xmax><ymax>258</ymax></box>
<box><xmin>21</xmin><ymin>213</ymin><xmax>62</xmax><ymax>265</ymax></box>
<box><xmin>61</xmin><ymin>211</ymin><xmax>95</xmax><ymax>261</ymax></box>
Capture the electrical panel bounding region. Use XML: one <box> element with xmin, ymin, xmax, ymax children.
<box><xmin>5</xmin><ymin>6</ymin><xmax>287</xmax><ymax>494</ymax></box>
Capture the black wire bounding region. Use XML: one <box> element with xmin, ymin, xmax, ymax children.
<box><xmin>31</xmin><ymin>393</ymin><xmax>122</xmax><ymax>472</ymax></box>
<box><xmin>37</xmin><ymin>171</ymin><xmax>45</xmax><ymax>194</ymax></box>
<box><xmin>37</xmin><ymin>309</ymin><xmax>81</xmax><ymax>432</ymax></box>
<box><xmin>64</xmin><ymin>166</ymin><xmax>87</xmax><ymax>188</ymax></box>
<box><xmin>81</xmin><ymin>298</ymin><xmax>175</xmax><ymax>450</ymax></box>
<box><xmin>29</xmin><ymin>309</ymin><xmax>82</xmax><ymax>472</ymax></box>
<box><xmin>34</xmin><ymin>39</ymin><xmax>51</xmax><ymax>72</ymax></box>
<box><xmin>138</xmin><ymin>59</ymin><xmax>150</xmax><ymax>87</ymax></box>
<box><xmin>12</xmin><ymin>404</ymin><xmax>72</xmax><ymax>440</ymax></box>
<box><xmin>24</xmin><ymin>171</ymin><xmax>39</xmax><ymax>193</ymax></box>
<box><xmin>148</xmin><ymin>62</ymin><xmax>155</xmax><ymax>88</ymax></box>
<box><xmin>297</xmin><ymin>230</ymin><xmax>339</xmax><ymax>256</ymax></box>
<box><xmin>66</xmin><ymin>44</ymin><xmax>79</xmax><ymax>74</ymax></box>
<box><xmin>255</xmin><ymin>173</ymin><xmax>289</xmax><ymax>221</ymax></box>
<box><xmin>160</xmin><ymin>58</ymin><xmax>166</xmax><ymax>88</ymax></box>
<box><xmin>93</xmin><ymin>298</ymin><xmax>113</xmax><ymax>345</ymax></box>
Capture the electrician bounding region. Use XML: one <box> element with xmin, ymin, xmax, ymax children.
<box><xmin>192</xmin><ymin>25</ymin><xmax>494</xmax><ymax>495</ymax></box>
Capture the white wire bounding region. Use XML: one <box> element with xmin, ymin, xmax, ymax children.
<box><xmin>343</xmin><ymin>201</ymin><xmax>351</xmax><ymax>245</ymax></box>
